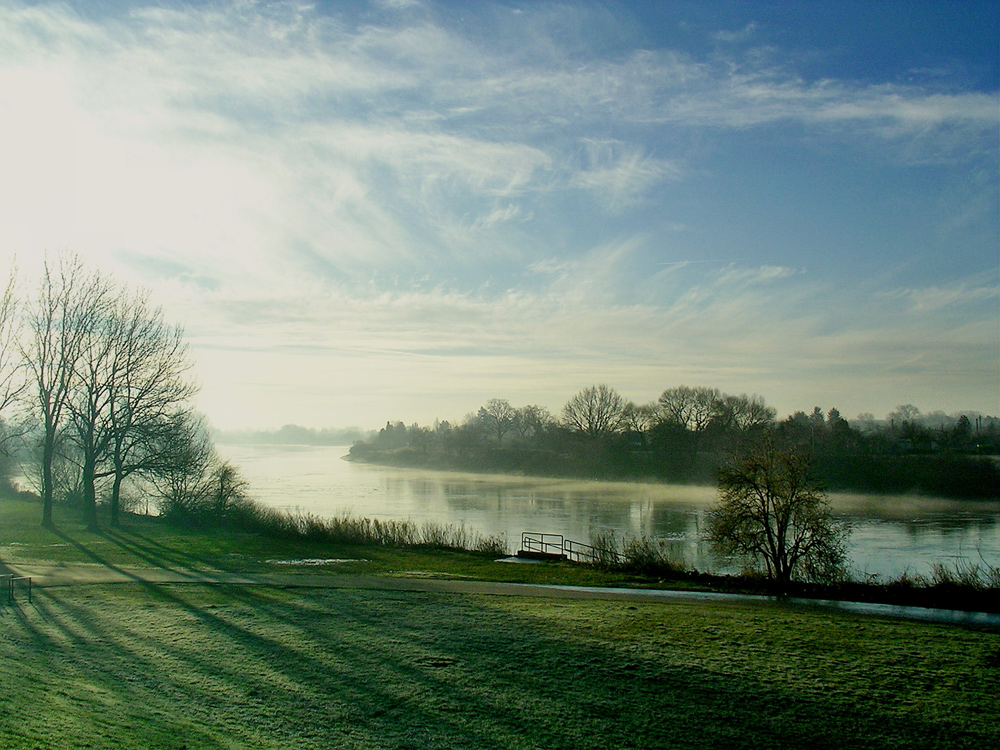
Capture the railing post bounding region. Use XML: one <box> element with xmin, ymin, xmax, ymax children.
<box><xmin>2</xmin><ymin>575</ymin><xmax>31</xmax><ymax>603</ymax></box>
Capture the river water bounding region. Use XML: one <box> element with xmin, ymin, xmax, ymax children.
<box><xmin>217</xmin><ymin>443</ymin><xmax>1000</xmax><ymax>581</ymax></box>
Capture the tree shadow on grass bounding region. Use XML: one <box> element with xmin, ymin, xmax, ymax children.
<box><xmin>5</xmin><ymin>572</ymin><xmax>996</xmax><ymax>750</ymax></box>
<box><xmin>101</xmin><ymin>525</ymin><xmax>233</xmax><ymax>576</ymax></box>
<box><xmin>3</xmin><ymin>515</ymin><xmax>996</xmax><ymax>749</ymax></box>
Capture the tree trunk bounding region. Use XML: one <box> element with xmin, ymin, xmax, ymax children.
<box><xmin>41</xmin><ymin>438</ymin><xmax>55</xmax><ymax>528</ymax></box>
<box><xmin>110</xmin><ymin>472</ymin><xmax>123</xmax><ymax>528</ymax></box>
<box><xmin>82</xmin><ymin>453</ymin><xmax>99</xmax><ymax>532</ymax></box>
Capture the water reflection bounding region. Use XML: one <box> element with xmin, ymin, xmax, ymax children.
<box><xmin>217</xmin><ymin>444</ymin><xmax>1000</xmax><ymax>580</ymax></box>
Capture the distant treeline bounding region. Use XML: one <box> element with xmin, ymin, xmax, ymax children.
<box><xmin>213</xmin><ymin>424</ymin><xmax>371</xmax><ymax>446</ymax></box>
<box><xmin>348</xmin><ymin>386</ymin><xmax>1000</xmax><ymax>500</ymax></box>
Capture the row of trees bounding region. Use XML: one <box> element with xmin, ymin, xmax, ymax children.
<box><xmin>779</xmin><ymin>405</ymin><xmax>997</xmax><ymax>456</ymax></box>
<box><xmin>352</xmin><ymin>384</ymin><xmax>780</xmax><ymax>478</ymax></box>
<box><xmin>350</xmin><ymin>385</ymin><xmax>999</xmax><ymax>497</ymax></box>
<box><xmin>0</xmin><ymin>255</ymin><xmax>241</xmax><ymax>529</ymax></box>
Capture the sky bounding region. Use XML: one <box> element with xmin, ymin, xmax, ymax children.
<box><xmin>0</xmin><ymin>0</ymin><xmax>997</xmax><ymax>431</ymax></box>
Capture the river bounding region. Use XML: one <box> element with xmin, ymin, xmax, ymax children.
<box><xmin>217</xmin><ymin>443</ymin><xmax>1000</xmax><ymax>581</ymax></box>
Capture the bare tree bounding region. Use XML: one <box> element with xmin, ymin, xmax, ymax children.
<box><xmin>513</xmin><ymin>404</ymin><xmax>553</xmax><ymax>440</ymax></box>
<box><xmin>562</xmin><ymin>384</ymin><xmax>626</xmax><ymax>439</ymax></box>
<box><xmin>657</xmin><ymin>385</ymin><xmax>722</xmax><ymax>432</ymax></box>
<box><xmin>889</xmin><ymin>404</ymin><xmax>921</xmax><ymax>426</ymax></box>
<box><xmin>151</xmin><ymin>422</ymin><xmax>251</xmax><ymax>526</ymax></box>
<box><xmin>716</xmin><ymin>393</ymin><xmax>776</xmax><ymax>433</ymax></box>
<box><xmin>24</xmin><ymin>255</ymin><xmax>200</xmax><ymax>529</ymax></box>
<box><xmin>104</xmin><ymin>290</ymin><xmax>197</xmax><ymax>526</ymax></box>
<box><xmin>22</xmin><ymin>255</ymin><xmax>97</xmax><ymax>527</ymax></box>
<box><xmin>708</xmin><ymin>435</ymin><xmax>848</xmax><ymax>589</ymax></box>
<box><xmin>478</xmin><ymin>398</ymin><xmax>516</xmax><ymax>447</ymax></box>
<box><xmin>65</xmin><ymin>270</ymin><xmax>118</xmax><ymax>530</ymax></box>
<box><xmin>0</xmin><ymin>267</ymin><xmax>29</xmax><ymax>456</ymax></box>
<box><xmin>147</xmin><ymin>412</ymin><xmax>215</xmax><ymax>517</ymax></box>
<box><xmin>622</xmin><ymin>401</ymin><xmax>659</xmax><ymax>434</ymax></box>
<box><xmin>68</xmin><ymin>282</ymin><xmax>200</xmax><ymax>529</ymax></box>
<box><xmin>208</xmin><ymin>458</ymin><xmax>250</xmax><ymax>517</ymax></box>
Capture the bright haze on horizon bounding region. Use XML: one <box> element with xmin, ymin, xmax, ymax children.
<box><xmin>1</xmin><ymin>0</ymin><xmax>997</xmax><ymax>431</ymax></box>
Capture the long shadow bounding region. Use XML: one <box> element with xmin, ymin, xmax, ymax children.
<box><xmin>6</xmin><ymin>521</ymin><xmax>994</xmax><ymax>748</ymax></box>
<box><xmin>11</xmin><ymin>577</ymin><xmax>528</xmax><ymax>747</ymax></box>
<box><xmin>41</xmin><ymin>520</ymin><xmax>240</xmax><ymax>585</ymax></box>
<box><xmin>12</xmin><ymin>524</ymin><xmax>468</xmax><ymax>735</ymax></box>
<box><xmin>5</xmin><ymin>519</ymin><xmax>640</xmax><ymax>748</ymax></box>
<box><xmin>7</xmin><ymin>575</ymin><xmax>993</xmax><ymax>749</ymax></box>
<box><xmin>50</xmin><ymin>526</ymin><xmax>169</xmax><ymax>584</ymax></box>
<box><xmin>100</xmin><ymin>525</ymin><xmax>225</xmax><ymax>579</ymax></box>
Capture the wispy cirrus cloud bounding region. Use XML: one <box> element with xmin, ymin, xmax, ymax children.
<box><xmin>878</xmin><ymin>274</ymin><xmax>1000</xmax><ymax>314</ymax></box>
<box><xmin>569</xmin><ymin>139</ymin><xmax>681</xmax><ymax>212</ymax></box>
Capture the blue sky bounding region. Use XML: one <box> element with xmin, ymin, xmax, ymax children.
<box><xmin>1</xmin><ymin>0</ymin><xmax>997</xmax><ymax>429</ymax></box>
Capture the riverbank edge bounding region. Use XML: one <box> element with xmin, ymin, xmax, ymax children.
<box><xmin>4</xmin><ymin>491</ymin><xmax>996</xmax><ymax>619</ymax></box>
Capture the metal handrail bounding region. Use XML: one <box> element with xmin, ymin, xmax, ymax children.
<box><xmin>520</xmin><ymin>532</ymin><xmax>565</xmax><ymax>557</ymax></box>
<box><xmin>563</xmin><ymin>538</ymin><xmax>623</xmax><ymax>565</ymax></box>
<box><xmin>519</xmin><ymin>532</ymin><xmax>623</xmax><ymax>565</ymax></box>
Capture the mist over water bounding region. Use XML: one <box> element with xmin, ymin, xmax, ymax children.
<box><xmin>217</xmin><ymin>444</ymin><xmax>1000</xmax><ymax>580</ymax></box>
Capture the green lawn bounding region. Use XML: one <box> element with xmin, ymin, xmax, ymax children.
<box><xmin>0</xmin><ymin>495</ymin><xmax>680</xmax><ymax>588</ymax></box>
<box><xmin>2</xmin><ymin>496</ymin><xmax>998</xmax><ymax>749</ymax></box>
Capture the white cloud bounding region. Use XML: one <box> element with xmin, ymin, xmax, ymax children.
<box><xmin>569</xmin><ymin>139</ymin><xmax>681</xmax><ymax>211</ymax></box>
<box><xmin>712</xmin><ymin>264</ymin><xmax>799</xmax><ymax>287</ymax></box>
<box><xmin>878</xmin><ymin>275</ymin><xmax>999</xmax><ymax>314</ymax></box>
<box><xmin>183</xmin><ymin>262</ymin><xmax>997</xmax><ymax>428</ymax></box>
<box><xmin>0</xmin><ymin>1</ymin><xmax>995</xmax><ymax>427</ymax></box>
<box><xmin>472</xmin><ymin>203</ymin><xmax>530</xmax><ymax>230</ymax></box>
<box><xmin>713</xmin><ymin>22</ymin><xmax>760</xmax><ymax>44</ymax></box>
<box><xmin>370</xmin><ymin>0</ymin><xmax>427</xmax><ymax>11</ymax></box>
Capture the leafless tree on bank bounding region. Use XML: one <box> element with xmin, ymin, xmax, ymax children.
<box><xmin>562</xmin><ymin>384</ymin><xmax>626</xmax><ymax>439</ymax></box>
<box><xmin>146</xmin><ymin>412</ymin><xmax>214</xmax><ymax>516</ymax></box>
<box><xmin>513</xmin><ymin>404</ymin><xmax>553</xmax><ymax>440</ymax></box>
<box><xmin>478</xmin><ymin>398</ymin><xmax>516</xmax><ymax>447</ymax></box>
<box><xmin>622</xmin><ymin>401</ymin><xmax>660</xmax><ymax>434</ymax></box>
<box><xmin>22</xmin><ymin>254</ymin><xmax>201</xmax><ymax>528</ymax></box>
<box><xmin>0</xmin><ymin>267</ymin><xmax>29</xmax><ymax>456</ymax></box>
<box><xmin>64</xmin><ymin>269</ymin><xmax>118</xmax><ymax>530</ymax></box>
<box><xmin>657</xmin><ymin>385</ymin><xmax>721</xmax><ymax>433</ymax></box>
<box><xmin>104</xmin><ymin>290</ymin><xmax>197</xmax><ymax>526</ymax></box>
<box><xmin>22</xmin><ymin>255</ymin><xmax>95</xmax><ymax>527</ymax></box>
<box><xmin>716</xmin><ymin>393</ymin><xmax>777</xmax><ymax>434</ymax></box>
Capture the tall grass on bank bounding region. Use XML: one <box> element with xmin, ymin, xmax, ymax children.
<box><xmin>588</xmin><ymin>531</ymin><xmax>687</xmax><ymax>577</ymax></box>
<box><xmin>589</xmin><ymin>527</ymin><xmax>1000</xmax><ymax>611</ymax></box>
<box><xmin>868</xmin><ymin>557</ymin><xmax>1000</xmax><ymax>593</ymax></box>
<box><xmin>928</xmin><ymin>559</ymin><xmax>1000</xmax><ymax>589</ymax></box>
<box><xmin>162</xmin><ymin>493</ymin><xmax>509</xmax><ymax>556</ymax></box>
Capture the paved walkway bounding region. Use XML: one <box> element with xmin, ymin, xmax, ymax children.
<box><xmin>5</xmin><ymin>561</ymin><xmax>768</xmax><ymax>603</ymax></box>
<box><xmin>5</xmin><ymin>562</ymin><xmax>999</xmax><ymax>629</ymax></box>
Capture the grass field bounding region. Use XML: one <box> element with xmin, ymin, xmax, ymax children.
<box><xmin>2</xmin><ymin>497</ymin><xmax>998</xmax><ymax>749</ymax></box>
